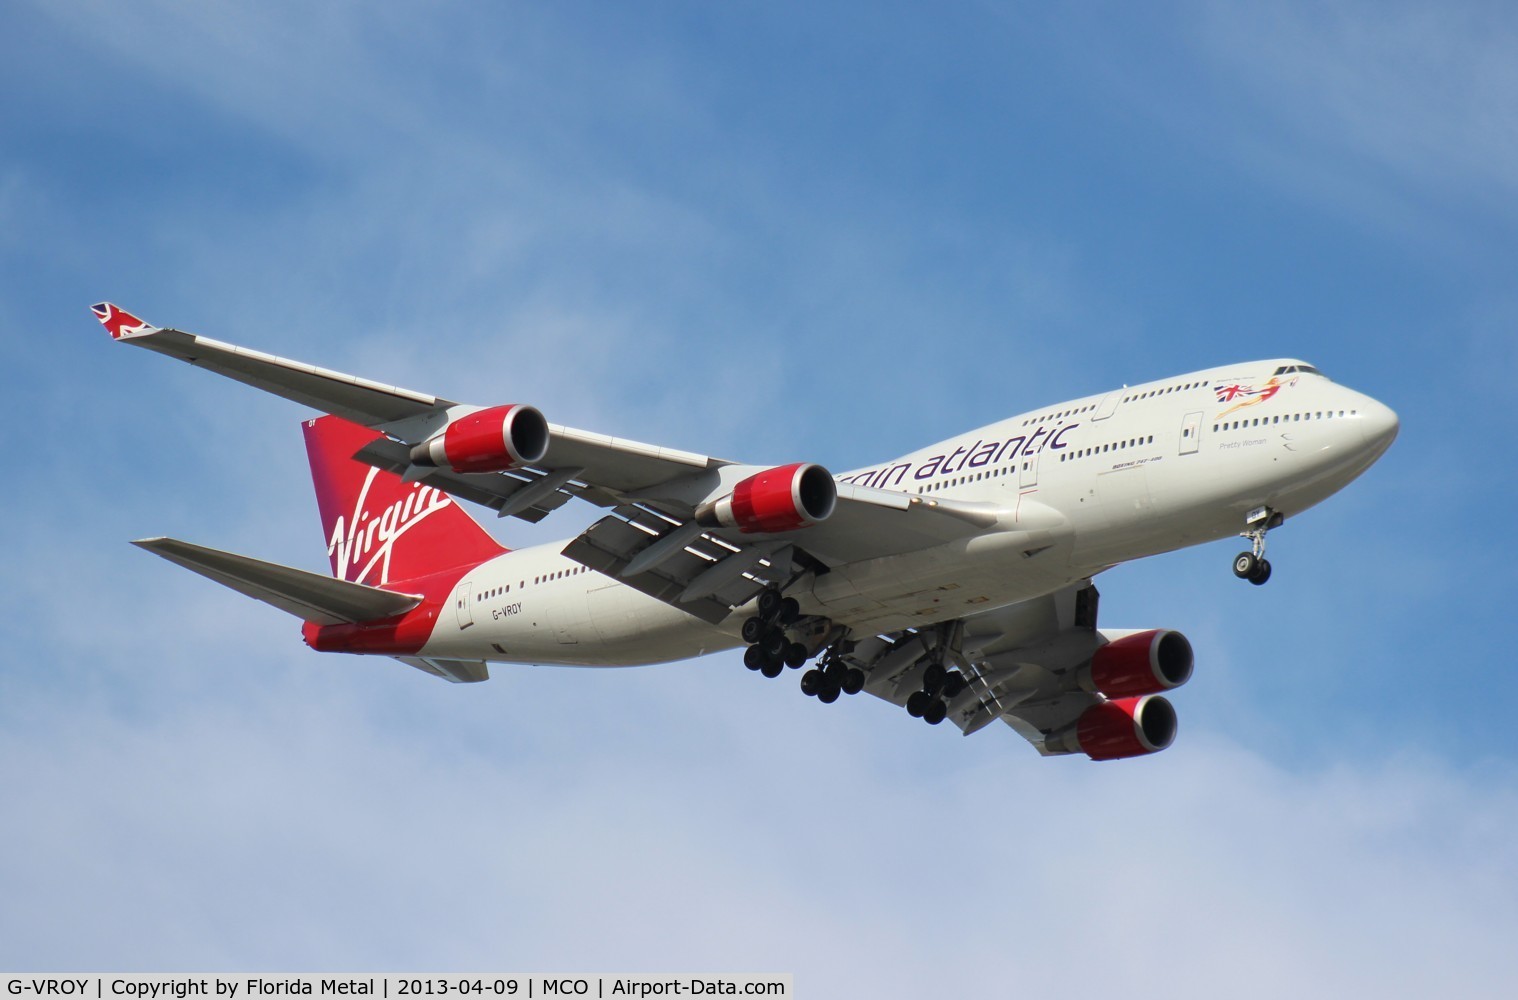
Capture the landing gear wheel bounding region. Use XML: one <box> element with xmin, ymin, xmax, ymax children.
<box><xmin>800</xmin><ymin>669</ymin><xmax>822</xmax><ymax>697</ymax></box>
<box><xmin>777</xmin><ymin>597</ymin><xmax>801</xmax><ymax>625</ymax></box>
<box><xmin>906</xmin><ymin>691</ymin><xmax>930</xmax><ymax>718</ymax></box>
<box><xmin>760</xmin><ymin>630</ymin><xmax>787</xmax><ymax>659</ymax></box>
<box><xmin>760</xmin><ymin>658</ymin><xmax>784</xmax><ymax>679</ymax></box>
<box><xmin>757</xmin><ymin>589</ymin><xmax>782</xmax><ymax>619</ymax></box>
<box><xmin>1249</xmin><ymin>558</ymin><xmax>1272</xmax><ymax>586</ymax></box>
<box><xmin>922</xmin><ymin>662</ymin><xmax>946</xmax><ymax>691</ymax></box>
<box><xmin>741</xmin><ymin>616</ymin><xmax>766</xmax><ymax>644</ymax></box>
<box><xmin>941</xmin><ymin>672</ymin><xmax>967</xmax><ymax>698</ymax></box>
<box><xmin>817</xmin><ymin>682</ymin><xmax>841</xmax><ymax>704</ymax></box>
<box><xmin>784</xmin><ymin>642</ymin><xmax>808</xmax><ymax>669</ymax></box>
<box><xmin>744</xmin><ymin>645</ymin><xmax>766</xmax><ymax>671</ymax></box>
<box><xmin>1233</xmin><ymin>552</ymin><xmax>1259</xmax><ymax>579</ymax></box>
<box><xmin>841</xmin><ymin>668</ymin><xmax>865</xmax><ymax>696</ymax></box>
<box><xmin>922</xmin><ymin>699</ymin><xmax>948</xmax><ymax>726</ymax></box>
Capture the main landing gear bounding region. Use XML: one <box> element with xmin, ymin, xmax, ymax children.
<box><xmin>904</xmin><ymin>661</ymin><xmax>968</xmax><ymax>726</ymax></box>
<box><xmin>1233</xmin><ymin>506</ymin><xmax>1284</xmax><ymax>586</ymax></box>
<box><xmin>741</xmin><ymin>588</ymin><xmax>870</xmax><ymax>704</ymax></box>
<box><xmin>799</xmin><ymin>645</ymin><xmax>865</xmax><ymax>705</ymax></box>
<box><xmin>742</xmin><ymin>588</ymin><xmax>809</xmax><ymax>679</ymax></box>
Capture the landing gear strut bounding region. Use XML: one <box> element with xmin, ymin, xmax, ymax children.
<box><xmin>1233</xmin><ymin>506</ymin><xmax>1283</xmax><ymax>586</ymax></box>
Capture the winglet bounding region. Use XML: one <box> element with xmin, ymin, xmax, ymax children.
<box><xmin>90</xmin><ymin>302</ymin><xmax>159</xmax><ymax>340</ymax></box>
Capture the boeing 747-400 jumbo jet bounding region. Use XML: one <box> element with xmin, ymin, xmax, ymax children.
<box><xmin>93</xmin><ymin>303</ymin><xmax>1397</xmax><ymax>760</ymax></box>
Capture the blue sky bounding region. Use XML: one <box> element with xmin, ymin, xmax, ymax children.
<box><xmin>3</xmin><ymin>1</ymin><xmax>1515</xmax><ymax>994</ymax></box>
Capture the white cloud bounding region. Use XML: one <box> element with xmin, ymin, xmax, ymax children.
<box><xmin>2</xmin><ymin>674</ymin><xmax>1514</xmax><ymax>997</ymax></box>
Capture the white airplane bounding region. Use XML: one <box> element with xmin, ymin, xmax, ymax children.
<box><xmin>93</xmin><ymin>302</ymin><xmax>1398</xmax><ymax>760</ymax></box>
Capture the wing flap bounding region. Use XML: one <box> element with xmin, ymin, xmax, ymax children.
<box><xmin>350</xmin><ymin>437</ymin><xmax>585</xmax><ymax>523</ymax></box>
<box><xmin>561</xmin><ymin>504</ymin><xmax>794</xmax><ymax>624</ymax></box>
<box><xmin>133</xmin><ymin>537</ymin><xmax>421</xmax><ymax>624</ymax></box>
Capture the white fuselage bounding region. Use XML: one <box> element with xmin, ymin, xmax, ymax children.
<box><xmin>420</xmin><ymin>360</ymin><xmax>1399</xmax><ymax>666</ymax></box>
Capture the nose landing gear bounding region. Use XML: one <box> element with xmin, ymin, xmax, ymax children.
<box><xmin>1233</xmin><ymin>506</ymin><xmax>1283</xmax><ymax>586</ymax></box>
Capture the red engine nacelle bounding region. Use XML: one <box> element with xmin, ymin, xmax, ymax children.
<box><xmin>695</xmin><ymin>462</ymin><xmax>837</xmax><ymax>534</ymax></box>
<box><xmin>410</xmin><ymin>404</ymin><xmax>550</xmax><ymax>474</ymax></box>
<box><xmin>1080</xmin><ymin>629</ymin><xmax>1194</xmax><ymax>698</ymax></box>
<box><xmin>1051</xmin><ymin>695</ymin><xmax>1178</xmax><ymax>761</ymax></box>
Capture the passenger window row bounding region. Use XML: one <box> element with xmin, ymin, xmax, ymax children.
<box><xmin>1059</xmin><ymin>435</ymin><xmax>1157</xmax><ymax>462</ymax></box>
<box><xmin>1123</xmin><ymin>381</ymin><xmax>1208</xmax><ymax>404</ymax></box>
<box><xmin>1212</xmin><ymin>409</ymin><xmax>1356</xmax><ymax>432</ymax></box>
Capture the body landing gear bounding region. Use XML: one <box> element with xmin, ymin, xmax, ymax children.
<box><xmin>905</xmin><ymin>661</ymin><xmax>968</xmax><ymax>726</ymax></box>
<box><xmin>800</xmin><ymin>644</ymin><xmax>865</xmax><ymax>705</ymax></box>
<box><xmin>742</xmin><ymin>588</ymin><xmax>809</xmax><ymax>679</ymax></box>
<box><xmin>1233</xmin><ymin>506</ymin><xmax>1283</xmax><ymax>586</ymax></box>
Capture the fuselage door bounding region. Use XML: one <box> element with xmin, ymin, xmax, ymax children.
<box><xmin>1092</xmin><ymin>391</ymin><xmax>1123</xmax><ymax>421</ymax></box>
<box><xmin>1179</xmin><ymin>410</ymin><xmax>1203</xmax><ymax>456</ymax></box>
<box><xmin>455</xmin><ymin>581</ymin><xmax>474</xmax><ymax>629</ymax></box>
<box><xmin>1020</xmin><ymin>449</ymin><xmax>1040</xmax><ymax>488</ymax></box>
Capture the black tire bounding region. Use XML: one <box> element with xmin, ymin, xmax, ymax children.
<box><xmin>800</xmin><ymin>669</ymin><xmax>822</xmax><ymax>697</ymax></box>
<box><xmin>757</xmin><ymin>589</ymin><xmax>782</xmax><ymax>619</ymax></box>
<box><xmin>784</xmin><ymin>642</ymin><xmax>808</xmax><ymax>669</ymax></box>
<box><xmin>1233</xmin><ymin>552</ymin><xmax>1258</xmax><ymax>579</ymax></box>
<box><xmin>741</xmin><ymin>616</ymin><xmax>766</xmax><ymax>644</ymax></box>
<box><xmin>923</xmin><ymin>699</ymin><xmax>948</xmax><ymax>726</ymax></box>
<box><xmin>923</xmin><ymin>662</ymin><xmax>946</xmax><ymax>691</ymax></box>
<box><xmin>1249</xmin><ymin>558</ymin><xmax>1272</xmax><ymax>586</ymax></box>
<box><xmin>777</xmin><ymin>597</ymin><xmax>801</xmax><ymax>625</ymax></box>
<box><xmin>760</xmin><ymin>658</ymin><xmax>784</xmax><ymax>679</ymax></box>
<box><xmin>743</xmin><ymin>645</ymin><xmax>766</xmax><ymax>671</ymax></box>
<box><xmin>941</xmin><ymin>673</ymin><xmax>967</xmax><ymax>698</ymax></box>
<box><xmin>906</xmin><ymin>691</ymin><xmax>929</xmax><ymax>718</ymax></box>
<box><xmin>761</xmin><ymin>630</ymin><xmax>787</xmax><ymax>659</ymax></box>
<box><xmin>841</xmin><ymin>668</ymin><xmax>865</xmax><ymax>696</ymax></box>
<box><xmin>818</xmin><ymin>682</ymin><xmax>841</xmax><ymax>704</ymax></box>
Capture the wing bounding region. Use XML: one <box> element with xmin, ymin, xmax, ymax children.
<box><xmin>837</xmin><ymin>581</ymin><xmax>1108</xmax><ymax>754</ymax></box>
<box><xmin>559</xmin><ymin>486</ymin><xmax>1033</xmax><ymax>624</ymax></box>
<box><xmin>94</xmin><ymin>304</ymin><xmax>1023</xmax><ymax>623</ymax></box>
<box><xmin>93</xmin><ymin>304</ymin><xmax>734</xmax><ymax>523</ymax></box>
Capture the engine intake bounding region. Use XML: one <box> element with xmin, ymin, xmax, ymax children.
<box><xmin>410</xmin><ymin>404</ymin><xmax>550</xmax><ymax>474</ymax></box>
<box><xmin>695</xmin><ymin>463</ymin><xmax>837</xmax><ymax>534</ymax></box>
<box><xmin>1080</xmin><ymin>629</ymin><xmax>1194</xmax><ymax>698</ymax></box>
<box><xmin>1047</xmin><ymin>695</ymin><xmax>1178</xmax><ymax>761</ymax></box>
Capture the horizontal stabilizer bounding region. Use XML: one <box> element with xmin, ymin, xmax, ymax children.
<box><xmin>133</xmin><ymin>537</ymin><xmax>422</xmax><ymax>625</ymax></box>
<box><xmin>391</xmin><ymin>655</ymin><xmax>490</xmax><ymax>684</ymax></box>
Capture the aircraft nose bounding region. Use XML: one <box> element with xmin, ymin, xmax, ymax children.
<box><xmin>1358</xmin><ymin>397</ymin><xmax>1400</xmax><ymax>456</ymax></box>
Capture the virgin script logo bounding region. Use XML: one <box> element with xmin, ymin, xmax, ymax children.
<box><xmin>326</xmin><ymin>467</ymin><xmax>453</xmax><ymax>585</ymax></box>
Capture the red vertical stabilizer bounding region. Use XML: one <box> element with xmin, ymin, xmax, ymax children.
<box><xmin>303</xmin><ymin>415</ymin><xmax>506</xmax><ymax>587</ymax></box>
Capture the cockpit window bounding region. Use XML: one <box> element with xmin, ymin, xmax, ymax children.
<box><xmin>1273</xmin><ymin>364</ymin><xmax>1324</xmax><ymax>377</ymax></box>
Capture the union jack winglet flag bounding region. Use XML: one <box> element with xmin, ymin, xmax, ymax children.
<box><xmin>90</xmin><ymin>302</ymin><xmax>158</xmax><ymax>340</ymax></box>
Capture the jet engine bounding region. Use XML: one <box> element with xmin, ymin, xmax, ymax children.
<box><xmin>1046</xmin><ymin>694</ymin><xmax>1178</xmax><ymax>761</ymax></box>
<box><xmin>409</xmin><ymin>404</ymin><xmax>550</xmax><ymax>474</ymax></box>
<box><xmin>695</xmin><ymin>462</ymin><xmax>837</xmax><ymax>534</ymax></box>
<box><xmin>1079</xmin><ymin>629</ymin><xmax>1194</xmax><ymax>698</ymax></box>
